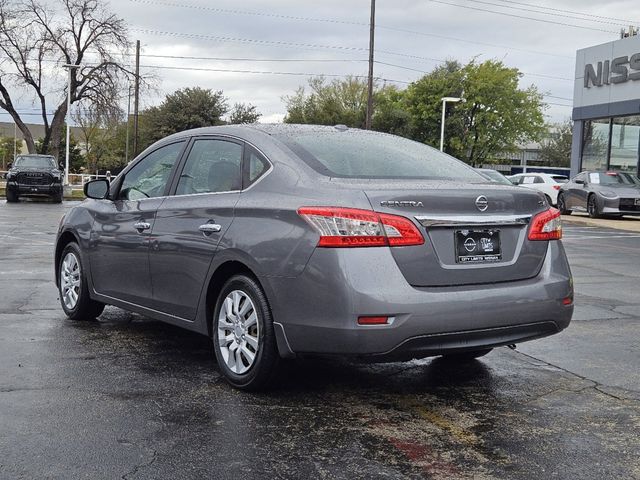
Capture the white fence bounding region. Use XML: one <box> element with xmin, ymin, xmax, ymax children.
<box><xmin>1</xmin><ymin>171</ymin><xmax>113</xmax><ymax>191</ymax></box>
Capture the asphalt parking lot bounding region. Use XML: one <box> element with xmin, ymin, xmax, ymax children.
<box><xmin>1</xmin><ymin>200</ymin><xmax>639</xmax><ymax>480</ymax></box>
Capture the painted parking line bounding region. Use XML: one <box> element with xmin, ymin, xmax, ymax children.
<box><xmin>563</xmin><ymin>235</ymin><xmax>640</xmax><ymax>240</ymax></box>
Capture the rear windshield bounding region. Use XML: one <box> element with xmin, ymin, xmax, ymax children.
<box><xmin>14</xmin><ymin>156</ymin><xmax>56</xmax><ymax>168</ymax></box>
<box><xmin>551</xmin><ymin>175</ymin><xmax>569</xmax><ymax>183</ymax></box>
<box><xmin>276</xmin><ymin>130</ymin><xmax>484</xmax><ymax>180</ymax></box>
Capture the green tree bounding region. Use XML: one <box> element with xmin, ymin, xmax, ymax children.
<box><xmin>228</xmin><ymin>103</ymin><xmax>261</xmax><ymax>124</ymax></box>
<box><xmin>0</xmin><ymin>136</ymin><xmax>20</xmax><ymax>170</ymax></box>
<box><xmin>140</xmin><ymin>87</ymin><xmax>229</xmax><ymax>149</ymax></box>
<box><xmin>283</xmin><ymin>76</ymin><xmax>369</xmax><ymax>127</ymax></box>
<box><xmin>402</xmin><ymin>60</ymin><xmax>465</xmax><ymax>148</ymax></box>
<box><xmin>452</xmin><ymin>60</ymin><xmax>545</xmax><ymax>166</ymax></box>
<box><xmin>539</xmin><ymin>121</ymin><xmax>573</xmax><ymax>167</ymax></box>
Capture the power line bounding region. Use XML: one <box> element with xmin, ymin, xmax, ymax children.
<box><xmin>136</xmin><ymin>53</ymin><xmax>367</xmax><ymax>63</ymax></box>
<box><xmin>128</xmin><ymin>0</ymin><xmax>574</xmax><ymax>60</ymax></box>
<box><xmin>464</xmin><ymin>0</ymin><xmax>631</xmax><ymax>27</ymax></box>
<box><xmin>131</xmin><ymin>28</ymin><xmax>452</xmax><ymax>63</ymax></box>
<box><xmin>489</xmin><ymin>0</ymin><xmax>639</xmax><ymax>25</ymax></box>
<box><xmin>425</xmin><ymin>0</ymin><xmax>617</xmax><ymax>33</ymax></box>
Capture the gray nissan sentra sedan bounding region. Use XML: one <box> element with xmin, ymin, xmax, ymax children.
<box><xmin>55</xmin><ymin>124</ymin><xmax>573</xmax><ymax>390</ymax></box>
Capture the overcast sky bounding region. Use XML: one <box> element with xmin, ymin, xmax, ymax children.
<box><xmin>3</xmin><ymin>0</ymin><xmax>640</xmax><ymax>125</ymax></box>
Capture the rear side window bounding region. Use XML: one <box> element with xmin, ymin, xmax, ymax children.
<box><xmin>245</xmin><ymin>148</ymin><xmax>270</xmax><ymax>187</ymax></box>
<box><xmin>276</xmin><ymin>131</ymin><xmax>483</xmax><ymax>180</ymax></box>
<box><xmin>533</xmin><ymin>176</ymin><xmax>544</xmax><ymax>184</ymax></box>
<box><xmin>176</xmin><ymin>139</ymin><xmax>242</xmax><ymax>195</ymax></box>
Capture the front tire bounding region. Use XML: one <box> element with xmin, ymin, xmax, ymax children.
<box><xmin>557</xmin><ymin>192</ymin><xmax>571</xmax><ymax>215</ymax></box>
<box><xmin>6</xmin><ymin>189</ymin><xmax>18</xmax><ymax>203</ymax></box>
<box><xmin>58</xmin><ymin>243</ymin><xmax>105</xmax><ymax>320</ymax></box>
<box><xmin>587</xmin><ymin>194</ymin><xmax>600</xmax><ymax>218</ymax></box>
<box><xmin>212</xmin><ymin>274</ymin><xmax>280</xmax><ymax>390</ymax></box>
<box><xmin>52</xmin><ymin>191</ymin><xmax>63</xmax><ymax>203</ymax></box>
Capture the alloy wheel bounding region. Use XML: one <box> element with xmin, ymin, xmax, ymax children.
<box><xmin>217</xmin><ymin>290</ymin><xmax>260</xmax><ymax>375</ymax></box>
<box><xmin>60</xmin><ymin>252</ymin><xmax>81</xmax><ymax>310</ymax></box>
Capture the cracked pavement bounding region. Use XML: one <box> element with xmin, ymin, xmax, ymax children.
<box><xmin>0</xmin><ymin>201</ymin><xmax>639</xmax><ymax>479</ymax></box>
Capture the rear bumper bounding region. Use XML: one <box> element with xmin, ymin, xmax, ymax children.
<box><xmin>262</xmin><ymin>240</ymin><xmax>573</xmax><ymax>359</ymax></box>
<box><xmin>8</xmin><ymin>181</ymin><xmax>62</xmax><ymax>196</ymax></box>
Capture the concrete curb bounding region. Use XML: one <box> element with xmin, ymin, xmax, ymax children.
<box><xmin>562</xmin><ymin>214</ymin><xmax>640</xmax><ymax>232</ymax></box>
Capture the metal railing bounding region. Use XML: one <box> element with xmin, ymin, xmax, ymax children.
<box><xmin>1</xmin><ymin>171</ymin><xmax>112</xmax><ymax>191</ymax></box>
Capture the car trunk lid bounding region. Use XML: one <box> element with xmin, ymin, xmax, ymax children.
<box><xmin>359</xmin><ymin>180</ymin><xmax>550</xmax><ymax>287</ymax></box>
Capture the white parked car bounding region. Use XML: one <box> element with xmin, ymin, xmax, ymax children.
<box><xmin>508</xmin><ymin>173</ymin><xmax>569</xmax><ymax>206</ymax></box>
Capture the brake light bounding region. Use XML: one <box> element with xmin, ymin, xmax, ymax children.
<box><xmin>528</xmin><ymin>208</ymin><xmax>562</xmax><ymax>241</ymax></box>
<box><xmin>297</xmin><ymin>207</ymin><xmax>424</xmax><ymax>247</ymax></box>
<box><xmin>553</xmin><ymin>185</ymin><xmax>561</xmax><ymax>191</ymax></box>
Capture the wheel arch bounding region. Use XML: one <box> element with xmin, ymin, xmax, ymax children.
<box><xmin>202</xmin><ymin>255</ymin><xmax>295</xmax><ymax>359</ymax></box>
<box><xmin>54</xmin><ymin>230</ymin><xmax>80</xmax><ymax>286</ymax></box>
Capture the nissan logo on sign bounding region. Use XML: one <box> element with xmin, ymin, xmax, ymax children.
<box><xmin>584</xmin><ymin>53</ymin><xmax>640</xmax><ymax>88</ymax></box>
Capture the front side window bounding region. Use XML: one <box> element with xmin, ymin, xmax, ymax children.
<box><xmin>118</xmin><ymin>142</ymin><xmax>184</xmax><ymax>200</ymax></box>
<box><xmin>176</xmin><ymin>139</ymin><xmax>242</xmax><ymax>195</ymax></box>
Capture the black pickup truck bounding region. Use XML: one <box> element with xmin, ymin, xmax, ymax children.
<box><xmin>5</xmin><ymin>154</ymin><xmax>64</xmax><ymax>203</ymax></box>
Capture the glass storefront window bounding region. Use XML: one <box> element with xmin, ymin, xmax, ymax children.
<box><xmin>609</xmin><ymin>116</ymin><xmax>640</xmax><ymax>173</ymax></box>
<box><xmin>581</xmin><ymin>118</ymin><xmax>610</xmax><ymax>171</ymax></box>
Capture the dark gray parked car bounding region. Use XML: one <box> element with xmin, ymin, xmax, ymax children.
<box><xmin>558</xmin><ymin>171</ymin><xmax>640</xmax><ymax>218</ymax></box>
<box><xmin>55</xmin><ymin>125</ymin><xmax>574</xmax><ymax>390</ymax></box>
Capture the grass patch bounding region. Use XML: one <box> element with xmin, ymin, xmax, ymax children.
<box><xmin>0</xmin><ymin>187</ymin><xmax>85</xmax><ymax>200</ymax></box>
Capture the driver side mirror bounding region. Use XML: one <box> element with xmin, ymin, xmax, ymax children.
<box><xmin>575</xmin><ymin>179</ymin><xmax>585</xmax><ymax>185</ymax></box>
<box><xmin>59</xmin><ymin>162</ymin><xmax>64</xmax><ymax>171</ymax></box>
<box><xmin>84</xmin><ymin>179</ymin><xmax>110</xmax><ymax>200</ymax></box>
<box><xmin>7</xmin><ymin>162</ymin><xmax>12</xmax><ymax>169</ymax></box>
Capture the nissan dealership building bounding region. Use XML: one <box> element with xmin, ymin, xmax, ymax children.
<box><xmin>571</xmin><ymin>33</ymin><xmax>640</xmax><ymax>177</ymax></box>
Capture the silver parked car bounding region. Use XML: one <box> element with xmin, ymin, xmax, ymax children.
<box><xmin>558</xmin><ymin>171</ymin><xmax>640</xmax><ymax>218</ymax></box>
<box><xmin>55</xmin><ymin>125</ymin><xmax>573</xmax><ymax>390</ymax></box>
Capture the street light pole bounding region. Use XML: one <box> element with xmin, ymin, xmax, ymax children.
<box><xmin>365</xmin><ymin>0</ymin><xmax>376</xmax><ymax>130</ymax></box>
<box><xmin>62</xmin><ymin>64</ymin><xmax>81</xmax><ymax>186</ymax></box>
<box><xmin>439</xmin><ymin>96</ymin><xmax>462</xmax><ymax>152</ymax></box>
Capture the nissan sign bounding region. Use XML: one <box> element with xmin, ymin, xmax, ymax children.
<box><xmin>584</xmin><ymin>53</ymin><xmax>640</xmax><ymax>87</ymax></box>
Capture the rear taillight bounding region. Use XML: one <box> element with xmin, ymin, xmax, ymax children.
<box><xmin>528</xmin><ymin>208</ymin><xmax>562</xmax><ymax>241</ymax></box>
<box><xmin>553</xmin><ymin>185</ymin><xmax>561</xmax><ymax>191</ymax></box>
<box><xmin>297</xmin><ymin>207</ymin><xmax>424</xmax><ymax>247</ymax></box>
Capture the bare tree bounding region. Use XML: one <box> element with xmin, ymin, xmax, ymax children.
<box><xmin>0</xmin><ymin>0</ymin><xmax>131</xmax><ymax>159</ymax></box>
<box><xmin>72</xmin><ymin>99</ymin><xmax>122</xmax><ymax>172</ymax></box>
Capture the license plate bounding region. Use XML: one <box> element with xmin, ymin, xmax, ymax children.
<box><xmin>455</xmin><ymin>229</ymin><xmax>502</xmax><ymax>263</ymax></box>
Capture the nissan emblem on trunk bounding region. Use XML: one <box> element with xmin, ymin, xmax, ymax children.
<box><xmin>475</xmin><ymin>195</ymin><xmax>489</xmax><ymax>212</ymax></box>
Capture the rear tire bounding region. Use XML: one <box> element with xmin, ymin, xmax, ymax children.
<box><xmin>58</xmin><ymin>242</ymin><xmax>105</xmax><ymax>320</ymax></box>
<box><xmin>557</xmin><ymin>193</ymin><xmax>571</xmax><ymax>215</ymax></box>
<box><xmin>212</xmin><ymin>274</ymin><xmax>280</xmax><ymax>391</ymax></box>
<box><xmin>440</xmin><ymin>348</ymin><xmax>493</xmax><ymax>363</ymax></box>
<box><xmin>587</xmin><ymin>194</ymin><xmax>600</xmax><ymax>218</ymax></box>
<box><xmin>6</xmin><ymin>189</ymin><xmax>18</xmax><ymax>203</ymax></box>
<box><xmin>544</xmin><ymin>194</ymin><xmax>553</xmax><ymax>207</ymax></box>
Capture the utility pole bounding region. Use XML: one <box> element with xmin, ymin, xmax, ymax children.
<box><xmin>125</xmin><ymin>84</ymin><xmax>133</xmax><ymax>163</ymax></box>
<box><xmin>365</xmin><ymin>0</ymin><xmax>376</xmax><ymax>130</ymax></box>
<box><xmin>133</xmin><ymin>40</ymin><xmax>140</xmax><ymax>157</ymax></box>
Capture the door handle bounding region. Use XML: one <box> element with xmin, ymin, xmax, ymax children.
<box><xmin>199</xmin><ymin>223</ymin><xmax>222</xmax><ymax>234</ymax></box>
<box><xmin>134</xmin><ymin>221</ymin><xmax>151</xmax><ymax>232</ymax></box>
